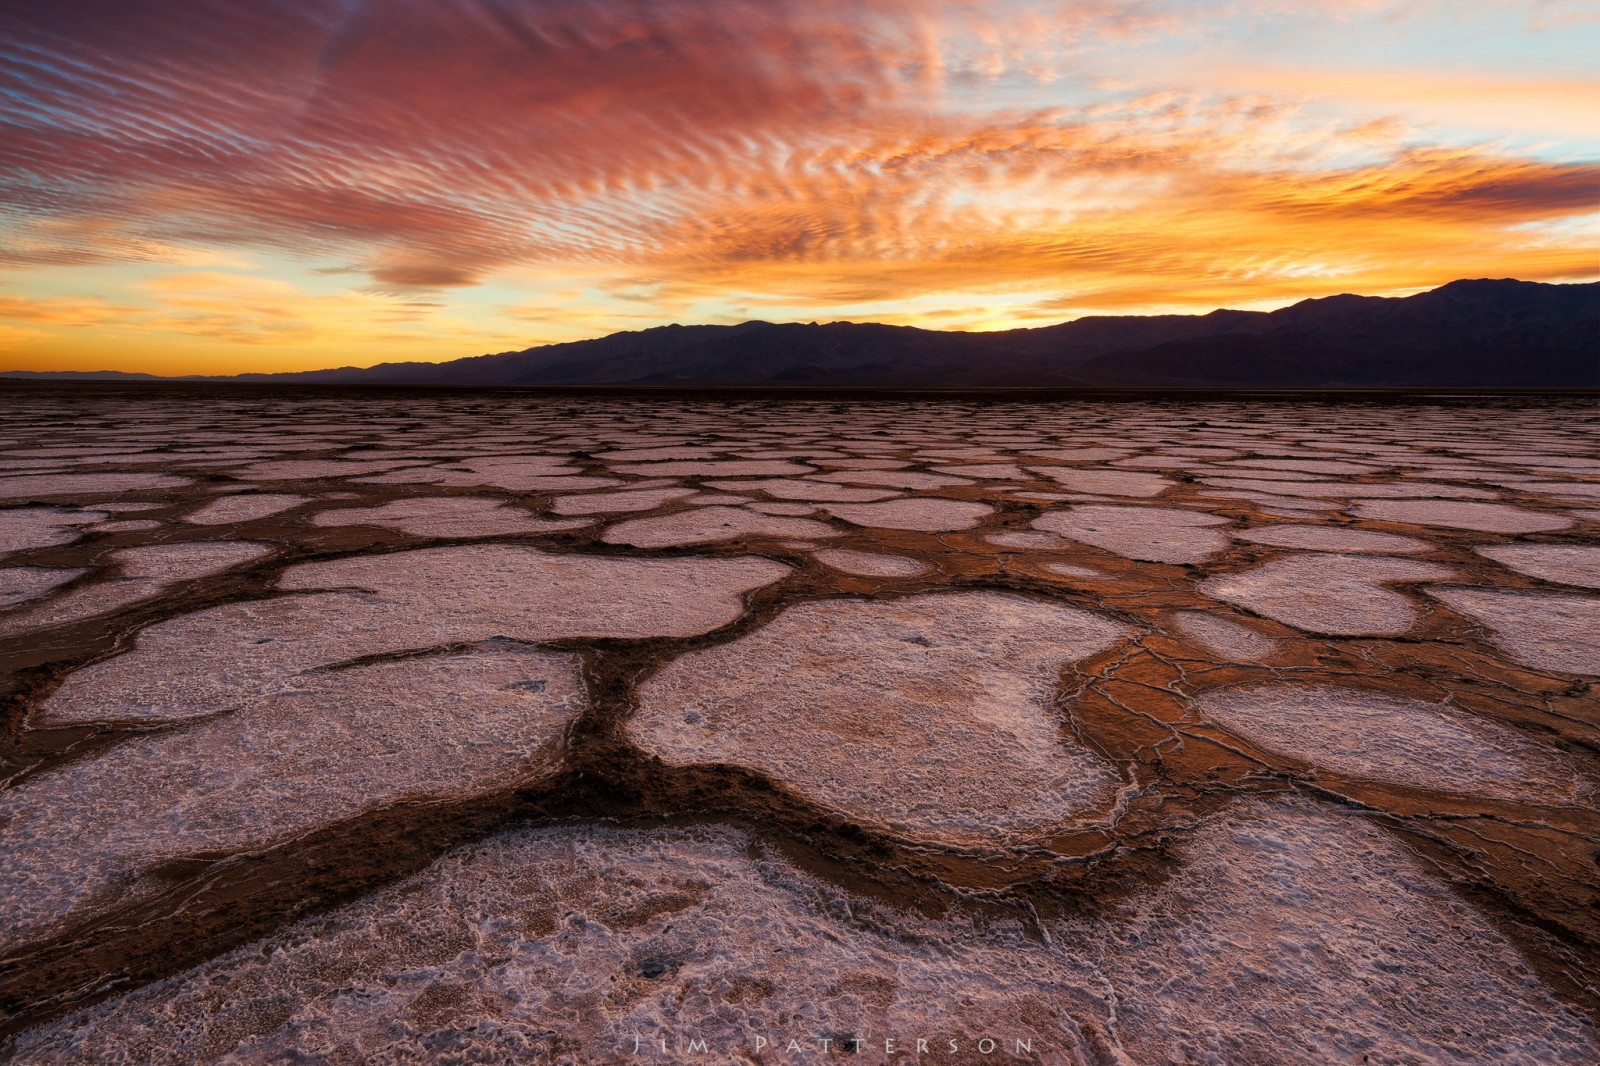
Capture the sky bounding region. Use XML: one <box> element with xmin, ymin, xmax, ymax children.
<box><xmin>0</xmin><ymin>0</ymin><xmax>1596</xmax><ymax>375</ymax></box>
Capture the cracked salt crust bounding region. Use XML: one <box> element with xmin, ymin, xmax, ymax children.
<box><xmin>821</xmin><ymin>498</ymin><xmax>992</xmax><ymax>532</ymax></box>
<box><xmin>549</xmin><ymin>487</ymin><xmax>697</xmax><ymax>514</ymax></box>
<box><xmin>601</xmin><ymin>506</ymin><xmax>837</xmax><ymax>547</ymax></box>
<box><xmin>1353</xmin><ymin>499</ymin><xmax>1572</xmax><ymax>533</ymax></box>
<box><xmin>1170</xmin><ymin>611</ymin><xmax>1280</xmax><ymax>661</ymax></box>
<box><xmin>1233</xmin><ymin>524</ymin><xmax>1431</xmax><ymax>553</ymax></box>
<box><xmin>1198</xmin><ymin>685</ymin><xmax>1580</xmax><ymax>801</ymax></box>
<box><xmin>704</xmin><ymin>478</ymin><xmax>900</xmax><ymax>502</ymax></box>
<box><xmin>0</xmin><ymin>566</ymin><xmax>84</xmax><ymax>611</ymax></box>
<box><xmin>1476</xmin><ymin>544</ymin><xmax>1600</xmax><ymax>589</ymax></box>
<box><xmin>16</xmin><ymin>803</ymin><xmax>1595</xmax><ymax>1066</ymax></box>
<box><xmin>811</xmin><ymin>549</ymin><xmax>930</xmax><ymax>577</ymax></box>
<box><xmin>0</xmin><ymin>506</ymin><xmax>105</xmax><ymax>558</ymax></box>
<box><xmin>0</xmin><ymin>644</ymin><xmax>585</xmax><ymax>952</ymax></box>
<box><xmin>0</xmin><ymin>542</ymin><xmax>272</xmax><ymax>635</ymax></box>
<box><xmin>311</xmin><ymin>496</ymin><xmax>588</xmax><ymax>537</ymax></box>
<box><xmin>1030</xmin><ymin>468</ymin><xmax>1174</xmax><ymax>497</ymax></box>
<box><xmin>0</xmin><ymin>473</ymin><xmax>191</xmax><ymax>501</ymax></box>
<box><xmin>1429</xmin><ymin>588</ymin><xmax>1600</xmax><ymax>675</ymax></box>
<box><xmin>809</xmin><ymin>469</ymin><xmax>972</xmax><ymax>490</ymax></box>
<box><xmin>183</xmin><ymin>493</ymin><xmax>311</xmax><ymax>524</ymax></box>
<box><xmin>1200</xmin><ymin>554</ymin><xmax>1451</xmax><ymax>636</ymax></box>
<box><xmin>38</xmin><ymin>546</ymin><xmax>791</xmax><ymax>725</ymax></box>
<box><xmin>606</xmin><ymin>460</ymin><xmax>813</xmax><ymax>477</ymax></box>
<box><xmin>630</xmin><ymin>592</ymin><xmax>1128</xmax><ymax>845</ymax></box>
<box><xmin>1033</xmin><ymin>505</ymin><xmax>1231</xmax><ymax>565</ymax></box>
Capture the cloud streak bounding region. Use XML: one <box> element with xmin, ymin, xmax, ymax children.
<box><xmin>0</xmin><ymin>0</ymin><xmax>1594</xmax><ymax>372</ymax></box>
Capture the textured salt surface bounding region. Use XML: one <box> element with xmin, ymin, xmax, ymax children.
<box><xmin>0</xmin><ymin>566</ymin><xmax>84</xmax><ymax>611</ymax></box>
<box><xmin>0</xmin><ymin>644</ymin><xmax>585</xmax><ymax>950</ymax></box>
<box><xmin>600</xmin><ymin>506</ymin><xmax>837</xmax><ymax>547</ymax></box>
<box><xmin>0</xmin><ymin>473</ymin><xmax>190</xmax><ymax>501</ymax></box>
<box><xmin>1086</xmin><ymin>799</ymin><xmax>1597</xmax><ymax>1065</ymax></box>
<box><xmin>1203</xmin><ymin>478</ymin><xmax>1497</xmax><ymax>500</ymax></box>
<box><xmin>811</xmin><ymin>549</ymin><xmax>931</xmax><ymax>577</ymax></box>
<box><xmin>40</xmin><ymin>547</ymin><xmax>791</xmax><ymax>725</ymax></box>
<box><xmin>1201</xmin><ymin>555</ymin><xmax>1450</xmax><ymax>636</ymax></box>
<box><xmin>705</xmin><ymin>478</ymin><xmax>899</xmax><ymax>502</ymax></box>
<box><xmin>0</xmin><ymin>542</ymin><xmax>272</xmax><ymax>635</ymax></box>
<box><xmin>89</xmin><ymin>519</ymin><xmax>161</xmax><ymax>533</ymax></box>
<box><xmin>821</xmin><ymin>498</ymin><xmax>992</xmax><ymax>532</ymax></box>
<box><xmin>1430</xmin><ymin>588</ymin><xmax>1600</xmax><ymax>675</ymax></box>
<box><xmin>548</xmin><ymin>487</ymin><xmax>696</xmax><ymax>514</ymax></box>
<box><xmin>235</xmin><ymin>460</ymin><xmax>418</xmax><ymax>480</ymax></box>
<box><xmin>748</xmin><ymin>500</ymin><xmax>818</xmax><ymax>516</ymax></box>
<box><xmin>1170</xmin><ymin>611</ymin><xmax>1280</xmax><ymax>661</ymax></box>
<box><xmin>183</xmin><ymin>494</ymin><xmax>310</xmax><ymax>525</ymax></box>
<box><xmin>0</xmin><ymin>507</ymin><xmax>105</xmax><ymax>557</ymax></box>
<box><xmin>1354</xmin><ymin>500</ymin><xmax>1573</xmax><ymax>533</ymax></box>
<box><xmin>1477</xmin><ymin>544</ymin><xmax>1600</xmax><ymax>589</ymax></box>
<box><xmin>607</xmin><ymin>460</ymin><xmax>812</xmax><ymax>477</ymax></box>
<box><xmin>811</xmin><ymin>469</ymin><xmax>971</xmax><ymax>490</ymax></box>
<box><xmin>984</xmin><ymin>530</ymin><xmax>1069</xmax><ymax>550</ymax></box>
<box><xmin>1234</xmin><ymin>524</ymin><xmax>1431</xmax><ymax>553</ymax></box>
<box><xmin>1198</xmin><ymin>685</ymin><xmax>1578</xmax><ymax>801</ymax></box>
<box><xmin>1032</xmin><ymin>469</ymin><xmax>1173</xmax><ymax>497</ymax></box>
<box><xmin>631</xmin><ymin>592</ymin><xmax>1128</xmax><ymax>844</ymax></box>
<box><xmin>15</xmin><ymin>803</ymin><xmax>1594</xmax><ymax>1065</ymax></box>
<box><xmin>311</xmin><ymin>496</ymin><xmax>587</xmax><ymax>537</ymax></box>
<box><xmin>1033</xmin><ymin>505</ymin><xmax>1231</xmax><ymax>564</ymax></box>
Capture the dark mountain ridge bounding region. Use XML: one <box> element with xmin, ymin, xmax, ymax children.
<box><xmin>6</xmin><ymin>279</ymin><xmax>1595</xmax><ymax>388</ymax></box>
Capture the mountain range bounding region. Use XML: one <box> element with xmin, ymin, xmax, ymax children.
<box><xmin>5</xmin><ymin>278</ymin><xmax>1596</xmax><ymax>389</ymax></box>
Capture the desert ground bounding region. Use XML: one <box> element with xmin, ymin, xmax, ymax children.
<box><xmin>0</xmin><ymin>386</ymin><xmax>1596</xmax><ymax>1063</ymax></box>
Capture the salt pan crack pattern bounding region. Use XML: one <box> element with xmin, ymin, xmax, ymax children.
<box><xmin>0</xmin><ymin>389</ymin><xmax>1596</xmax><ymax>1063</ymax></box>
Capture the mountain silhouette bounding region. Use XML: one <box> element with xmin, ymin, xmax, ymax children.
<box><xmin>6</xmin><ymin>279</ymin><xmax>1595</xmax><ymax>388</ymax></box>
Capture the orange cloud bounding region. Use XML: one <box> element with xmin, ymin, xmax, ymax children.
<box><xmin>0</xmin><ymin>0</ymin><xmax>1594</xmax><ymax>372</ymax></box>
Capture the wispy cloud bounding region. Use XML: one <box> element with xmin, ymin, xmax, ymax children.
<box><xmin>0</xmin><ymin>0</ymin><xmax>1593</xmax><ymax>371</ymax></box>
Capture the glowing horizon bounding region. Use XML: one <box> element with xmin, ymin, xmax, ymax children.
<box><xmin>2</xmin><ymin>0</ymin><xmax>1596</xmax><ymax>376</ymax></box>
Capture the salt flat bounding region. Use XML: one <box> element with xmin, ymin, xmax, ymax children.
<box><xmin>0</xmin><ymin>388</ymin><xmax>1595</xmax><ymax>1062</ymax></box>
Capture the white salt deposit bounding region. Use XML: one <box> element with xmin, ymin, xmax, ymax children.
<box><xmin>0</xmin><ymin>566</ymin><xmax>84</xmax><ymax>611</ymax></box>
<box><xmin>15</xmin><ymin>803</ymin><xmax>1594</xmax><ymax>1066</ymax></box>
<box><xmin>984</xmin><ymin>530</ymin><xmax>1069</xmax><ymax>550</ymax></box>
<box><xmin>606</xmin><ymin>461</ymin><xmax>813</xmax><ymax>476</ymax></box>
<box><xmin>548</xmin><ymin>487</ymin><xmax>697</xmax><ymax>514</ymax></box>
<box><xmin>1170</xmin><ymin>611</ymin><xmax>1280</xmax><ymax>661</ymax></box>
<box><xmin>1429</xmin><ymin>588</ymin><xmax>1600</xmax><ymax>675</ymax></box>
<box><xmin>1201</xmin><ymin>554</ymin><xmax>1450</xmax><ymax>636</ymax></box>
<box><xmin>811</xmin><ymin>549</ymin><xmax>931</xmax><ymax>577</ymax></box>
<box><xmin>1031</xmin><ymin>468</ymin><xmax>1174</xmax><ymax>497</ymax></box>
<box><xmin>1033</xmin><ymin>505</ymin><xmax>1231</xmax><ymax>565</ymax></box>
<box><xmin>0</xmin><ymin>473</ymin><xmax>190</xmax><ymax>500</ymax></box>
<box><xmin>1354</xmin><ymin>500</ymin><xmax>1572</xmax><ymax>533</ymax></box>
<box><xmin>705</xmin><ymin>478</ymin><xmax>900</xmax><ymax>502</ymax></box>
<box><xmin>0</xmin><ymin>506</ymin><xmax>105</xmax><ymax>557</ymax></box>
<box><xmin>0</xmin><ymin>644</ymin><xmax>585</xmax><ymax>951</ymax></box>
<box><xmin>0</xmin><ymin>542</ymin><xmax>273</xmax><ymax>635</ymax></box>
<box><xmin>1197</xmin><ymin>685</ymin><xmax>1579</xmax><ymax>801</ymax></box>
<box><xmin>747</xmin><ymin>501</ymin><xmax>818</xmax><ymax>516</ymax></box>
<box><xmin>1204</xmin><ymin>478</ymin><xmax>1496</xmax><ymax>499</ymax></box>
<box><xmin>928</xmin><ymin>463</ymin><xmax>1026</xmax><ymax>479</ymax></box>
<box><xmin>1475</xmin><ymin>544</ymin><xmax>1600</xmax><ymax>589</ymax></box>
<box><xmin>38</xmin><ymin>547</ymin><xmax>792</xmax><ymax>725</ymax></box>
<box><xmin>184</xmin><ymin>493</ymin><xmax>310</xmax><ymax>525</ymax></box>
<box><xmin>311</xmin><ymin>496</ymin><xmax>587</xmax><ymax>537</ymax></box>
<box><xmin>1233</xmin><ymin>524</ymin><xmax>1431</xmax><ymax>553</ymax></box>
<box><xmin>810</xmin><ymin>469</ymin><xmax>972</xmax><ymax>490</ymax></box>
<box><xmin>601</xmin><ymin>506</ymin><xmax>837</xmax><ymax>548</ymax></box>
<box><xmin>821</xmin><ymin>498</ymin><xmax>992</xmax><ymax>532</ymax></box>
<box><xmin>630</xmin><ymin>592</ymin><xmax>1128</xmax><ymax>845</ymax></box>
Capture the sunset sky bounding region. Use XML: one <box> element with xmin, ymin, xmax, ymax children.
<box><xmin>1</xmin><ymin>0</ymin><xmax>1596</xmax><ymax>375</ymax></box>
